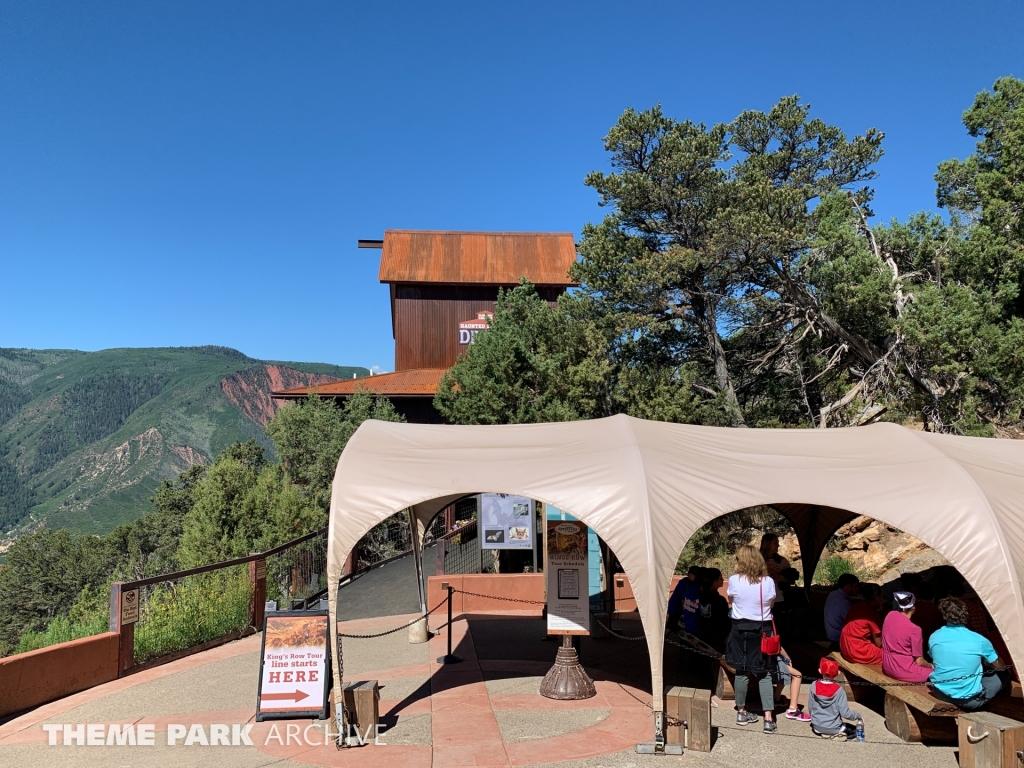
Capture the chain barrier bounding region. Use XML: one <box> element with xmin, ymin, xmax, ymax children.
<box><xmin>444</xmin><ymin>590</ymin><xmax>1014</xmax><ymax>688</ymax></box>
<box><xmin>661</xmin><ymin>624</ymin><xmax>1010</xmax><ymax>688</ymax></box>
<box><xmin>452</xmin><ymin>588</ymin><xmax>547</xmax><ymax>606</ymax></box>
<box><xmin>332</xmin><ymin>583</ymin><xmax>1008</xmax><ymax>726</ymax></box>
<box><xmin>335</xmin><ymin>593</ymin><xmax>452</xmax><ymax>747</ymax></box>
<box><xmin>337</xmin><ymin>598</ymin><xmax>449</xmax><ymax>639</ymax></box>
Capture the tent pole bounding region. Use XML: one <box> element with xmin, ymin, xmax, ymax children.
<box><xmin>408</xmin><ymin>509</ymin><xmax>428</xmax><ymax>616</ymax></box>
<box><xmin>408</xmin><ymin>509</ymin><xmax>429</xmax><ymax>644</ymax></box>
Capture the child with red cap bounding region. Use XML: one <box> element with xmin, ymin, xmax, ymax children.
<box><xmin>809</xmin><ymin>658</ymin><xmax>863</xmax><ymax>740</ymax></box>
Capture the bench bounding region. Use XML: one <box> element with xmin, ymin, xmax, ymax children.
<box><xmin>830</xmin><ymin>653</ymin><xmax>959</xmax><ymax>742</ymax></box>
<box><xmin>831</xmin><ymin>653</ymin><xmax>1024</xmax><ymax>744</ymax></box>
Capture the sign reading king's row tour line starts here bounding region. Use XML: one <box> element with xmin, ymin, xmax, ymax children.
<box><xmin>546</xmin><ymin>520</ymin><xmax>590</xmax><ymax>635</ymax></box>
<box><xmin>255</xmin><ymin>612</ymin><xmax>330</xmax><ymax>722</ymax></box>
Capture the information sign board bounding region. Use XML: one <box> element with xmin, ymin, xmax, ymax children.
<box><xmin>480</xmin><ymin>494</ymin><xmax>533</xmax><ymax>550</ymax></box>
<box><xmin>255</xmin><ymin>611</ymin><xmax>331</xmax><ymax>721</ymax></box>
<box><xmin>120</xmin><ymin>589</ymin><xmax>139</xmax><ymax>625</ymax></box>
<box><xmin>546</xmin><ymin>520</ymin><xmax>590</xmax><ymax>635</ymax></box>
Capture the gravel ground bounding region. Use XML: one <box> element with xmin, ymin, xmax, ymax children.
<box><xmin>485</xmin><ymin>674</ymin><xmax>545</xmax><ymax>695</ymax></box>
<box><xmin>378</xmin><ymin>712</ymin><xmax>432</xmax><ymax>745</ymax></box>
<box><xmin>0</xmin><ymin>743</ymin><xmax>310</xmax><ymax>768</ymax></box>
<box><xmin>496</xmin><ymin>708</ymin><xmax>611</xmax><ymax>743</ymax></box>
<box><xmin>42</xmin><ymin>651</ymin><xmax>261</xmax><ymax>723</ymax></box>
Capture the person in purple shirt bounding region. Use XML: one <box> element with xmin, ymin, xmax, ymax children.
<box><xmin>882</xmin><ymin>591</ymin><xmax>933</xmax><ymax>682</ymax></box>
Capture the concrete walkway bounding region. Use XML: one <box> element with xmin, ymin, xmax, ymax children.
<box><xmin>0</xmin><ymin>611</ymin><xmax>960</xmax><ymax>768</ymax></box>
<box><xmin>335</xmin><ymin>546</ymin><xmax>437</xmax><ymax>622</ymax></box>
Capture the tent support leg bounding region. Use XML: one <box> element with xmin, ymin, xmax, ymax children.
<box><xmin>636</xmin><ymin>711</ymin><xmax>682</xmax><ymax>755</ymax></box>
<box><xmin>408</xmin><ymin>510</ymin><xmax>430</xmax><ymax>644</ymax></box>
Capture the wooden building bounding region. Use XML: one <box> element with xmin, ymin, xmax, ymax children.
<box><xmin>271</xmin><ymin>230</ymin><xmax>577</xmax><ymax>422</ymax></box>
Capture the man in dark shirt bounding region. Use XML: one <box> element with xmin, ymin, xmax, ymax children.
<box><xmin>668</xmin><ymin>566</ymin><xmax>702</xmax><ymax>634</ymax></box>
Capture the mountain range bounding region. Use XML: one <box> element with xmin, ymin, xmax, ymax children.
<box><xmin>0</xmin><ymin>346</ymin><xmax>365</xmax><ymax>542</ymax></box>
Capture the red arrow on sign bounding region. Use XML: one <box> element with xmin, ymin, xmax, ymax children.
<box><xmin>261</xmin><ymin>690</ymin><xmax>311</xmax><ymax>703</ymax></box>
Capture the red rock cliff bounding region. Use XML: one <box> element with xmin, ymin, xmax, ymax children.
<box><xmin>221</xmin><ymin>366</ymin><xmax>343</xmax><ymax>425</ymax></box>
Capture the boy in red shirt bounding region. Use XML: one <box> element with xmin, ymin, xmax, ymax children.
<box><xmin>839</xmin><ymin>583</ymin><xmax>883</xmax><ymax>665</ymax></box>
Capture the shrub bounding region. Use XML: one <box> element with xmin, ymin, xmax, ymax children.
<box><xmin>13</xmin><ymin>583</ymin><xmax>109</xmax><ymax>654</ymax></box>
<box><xmin>15</xmin><ymin>612</ymin><xmax>109</xmax><ymax>654</ymax></box>
<box><xmin>133</xmin><ymin>569</ymin><xmax>251</xmax><ymax>663</ymax></box>
<box><xmin>814</xmin><ymin>555</ymin><xmax>859</xmax><ymax>585</ymax></box>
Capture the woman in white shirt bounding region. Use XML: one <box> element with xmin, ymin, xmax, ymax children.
<box><xmin>726</xmin><ymin>544</ymin><xmax>778</xmax><ymax>734</ymax></box>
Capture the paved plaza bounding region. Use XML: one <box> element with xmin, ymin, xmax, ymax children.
<box><xmin>0</xmin><ymin>606</ymin><xmax>962</xmax><ymax>768</ymax></box>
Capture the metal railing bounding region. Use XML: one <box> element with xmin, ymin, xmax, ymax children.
<box><xmin>112</xmin><ymin>528</ymin><xmax>328</xmax><ymax>668</ymax></box>
<box><xmin>435</xmin><ymin>518</ymin><xmax>498</xmax><ymax>575</ymax></box>
<box><xmin>107</xmin><ymin>501</ymin><xmax>499</xmax><ymax>675</ymax></box>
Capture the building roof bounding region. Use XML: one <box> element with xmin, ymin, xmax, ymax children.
<box><xmin>271</xmin><ymin>368</ymin><xmax>446</xmax><ymax>399</ymax></box>
<box><xmin>378</xmin><ymin>230</ymin><xmax>578</xmax><ymax>286</ymax></box>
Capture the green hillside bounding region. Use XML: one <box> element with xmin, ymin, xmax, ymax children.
<box><xmin>0</xmin><ymin>346</ymin><xmax>366</xmax><ymax>538</ymax></box>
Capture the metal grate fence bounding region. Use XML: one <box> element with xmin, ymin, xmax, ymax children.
<box><xmin>266</xmin><ymin>528</ymin><xmax>328</xmax><ymax>609</ymax></box>
<box><xmin>119</xmin><ymin>527</ymin><xmax>328</xmax><ymax>665</ymax></box>
<box><xmin>113</xmin><ymin>500</ymin><xmax>496</xmax><ymax>670</ymax></box>
<box><xmin>132</xmin><ymin>563</ymin><xmax>252</xmax><ymax>664</ymax></box>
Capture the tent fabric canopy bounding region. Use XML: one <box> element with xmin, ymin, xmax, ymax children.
<box><xmin>326</xmin><ymin>414</ymin><xmax>1024</xmax><ymax>720</ymax></box>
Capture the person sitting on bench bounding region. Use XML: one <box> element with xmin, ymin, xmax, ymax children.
<box><xmin>809</xmin><ymin>658</ymin><xmax>862</xmax><ymax>740</ymax></box>
<box><xmin>882</xmin><ymin>591</ymin><xmax>933</xmax><ymax>683</ymax></box>
<box><xmin>910</xmin><ymin>580</ymin><xmax>943</xmax><ymax>642</ymax></box>
<box><xmin>929</xmin><ymin>596</ymin><xmax>1008</xmax><ymax>711</ymax></box>
<box><xmin>824</xmin><ymin>574</ymin><xmax>860</xmax><ymax>646</ymax></box>
<box><xmin>839</xmin><ymin>583</ymin><xmax>883</xmax><ymax>664</ymax></box>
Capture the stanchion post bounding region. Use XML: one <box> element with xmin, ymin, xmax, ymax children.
<box><xmin>436</xmin><ymin>582</ymin><xmax>462</xmax><ymax>665</ymax></box>
<box><xmin>109</xmin><ymin>581</ymin><xmax>136</xmax><ymax>676</ymax></box>
<box><xmin>249</xmin><ymin>556</ymin><xmax>267</xmax><ymax>629</ymax></box>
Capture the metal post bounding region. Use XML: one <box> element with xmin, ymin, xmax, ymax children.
<box><xmin>249</xmin><ymin>556</ymin><xmax>266</xmax><ymax>629</ymax></box>
<box><xmin>436</xmin><ymin>583</ymin><xmax>462</xmax><ymax>664</ymax></box>
<box><xmin>531</xmin><ymin>501</ymin><xmax>538</xmax><ymax>573</ymax></box>
<box><xmin>476</xmin><ymin>497</ymin><xmax>485</xmax><ymax>574</ymax></box>
<box><xmin>109</xmin><ymin>582</ymin><xmax>135</xmax><ymax>676</ymax></box>
<box><xmin>636</xmin><ymin>710</ymin><xmax>681</xmax><ymax>755</ymax></box>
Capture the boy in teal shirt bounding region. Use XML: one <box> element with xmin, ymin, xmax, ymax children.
<box><xmin>929</xmin><ymin>597</ymin><xmax>1007</xmax><ymax>711</ymax></box>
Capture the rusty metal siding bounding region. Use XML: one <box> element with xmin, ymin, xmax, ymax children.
<box><xmin>379</xmin><ymin>230</ymin><xmax>577</xmax><ymax>286</ymax></box>
<box><xmin>393</xmin><ymin>284</ymin><xmax>561</xmax><ymax>370</ymax></box>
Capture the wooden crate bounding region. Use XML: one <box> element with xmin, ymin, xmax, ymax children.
<box><xmin>342</xmin><ymin>680</ymin><xmax>380</xmax><ymax>743</ymax></box>
<box><xmin>959</xmin><ymin>711</ymin><xmax>1024</xmax><ymax>768</ymax></box>
<box><xmin>665</xmin><ymin>686</ymin><xmax>711</xmax><ymax>752</ymax></box>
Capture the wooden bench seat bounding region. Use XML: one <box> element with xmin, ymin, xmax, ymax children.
<box><xmin>830</xmin><ymin>652</ymin><xmax>1023</xmax><ymax>743</ymax></box>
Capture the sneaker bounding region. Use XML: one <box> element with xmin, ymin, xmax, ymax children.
<box><xmin>812</xmin><ymin>728</ymin><xmax>847</xmax><ymax>741</ymax></box>
<box><xmin>763</xmin><ymin>720</ymin><xmax>777</xmax><ymax>734</ymax></box>
<box><xmin>786</xmin><ymin>709</ymin><xmax>811</xmax><ymax>722</ymax></box>
<box><xmin>736</xmin><ymin>711</ymin><xmax>759</xmax><ymax>726</ymax></box>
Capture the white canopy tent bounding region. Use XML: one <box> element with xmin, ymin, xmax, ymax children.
<box><xmin>326</xmin><ymin>415</ymin><xmax>1024</xmax><ymax>741</ymax></box>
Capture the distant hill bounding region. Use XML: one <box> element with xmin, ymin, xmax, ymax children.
<box><xmin>0</xmin><ymin>347</ymin><xmax>366</xmax><ymax>540</ymax></box>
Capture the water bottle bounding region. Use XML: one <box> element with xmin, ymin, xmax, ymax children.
<box><xmin>856</xmin><ymin>720</ymin><xmax>865</xmax><ymax>742</ymax></box>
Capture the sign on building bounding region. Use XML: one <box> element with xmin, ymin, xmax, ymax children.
<box><xmin>546</xmin><ymin>520</ymin><xmax>590</xmax><ymax>634</ymax></box>
<box><xmin>458</xmin><ymin>312</ymin><xmax>493</xmax><ymax>345</ymax></box>
<box><xmin>480</xmin><ymin>493</ymin><xmax>533</xmax><ymax>550</ymax></box>
<box><xmin>255</xmin><ymin>611</ymin><xmax>331</xmax><ymax>721</ymax></box>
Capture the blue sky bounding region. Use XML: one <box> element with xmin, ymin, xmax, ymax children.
<box><xmin>1</xmin><ymin>1</ymin><xmax>1022</xmax><ymax>372</ymax></box>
